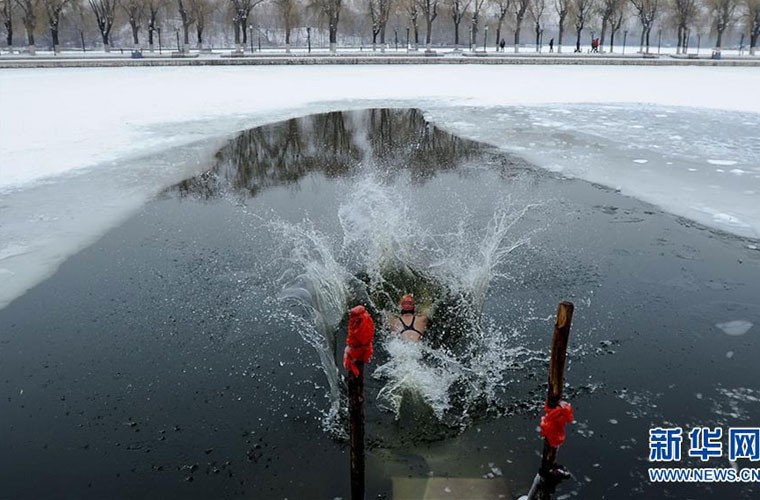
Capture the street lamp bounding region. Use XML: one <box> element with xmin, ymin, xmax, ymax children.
<box><xmin>406</xmin><ymin>27</ymin><xmax>410</xmax><ymax>51</ymax></box>
<box><xmin>622</xmin><ymin>30</ymin><xmax>628</xmax><ymax>54</ymax></box>
<box><xmin>158</xmin><ymin>27</ymin><xmax>162</xmax><ymax>54</ymax></box>
<box><xmin>484</xmin><ymin>26</ymin><xmax>488</xmax><ymax>52</ymax></box>
<box><xmin>395</xmin><ymin>28</ymin><xmax>398</xmax><ymax>51</ymax></box>
<box><xmin>175</xmin><ymin>27</ymin><xmax>180</xmax><ymax>53</ymax></box>
<box><xmin>307</xmin><ymin>27</ymin><xmax>311</xmax><ymax>53</ymax></box>
<box><xmin>249</xmin><ymin>25</ymin><xmax>253</xmax><ymax>52</ymax></box>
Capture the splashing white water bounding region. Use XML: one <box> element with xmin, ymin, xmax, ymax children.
<box><xmin>272</xmin><ymin>175</ymin><xmax>538</xmax><ymax>431</ymax></box>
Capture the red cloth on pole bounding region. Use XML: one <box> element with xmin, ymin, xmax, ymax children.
<box><xmin>540</xmin><ymin>401</ymin><xmax>573</xmax><ymax>447</ymax></box>
<box><xmin>343</xmin><ymin>305</ymin><xmax>375</xmax><ymax>376</ymax></box>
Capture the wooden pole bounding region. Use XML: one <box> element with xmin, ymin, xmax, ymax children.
<box><xmin>540</xmin><ymin>301</ymin><xmax>573</xmax><ymax>475</ymax></box>
<box><xmin>348</xmin><ymin>361</ymin><xmax>365</xmax><ymax>500</ymax></box>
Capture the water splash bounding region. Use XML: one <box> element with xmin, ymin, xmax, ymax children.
<box><xmin>271</xmin><ymin>175</ymin><xmax>539</xmax><ymax>435</ymax></box>
<box><xmin>273</xmin><ymin>219</ymin><xmax>350</xmax><ymax>430</ymax></box>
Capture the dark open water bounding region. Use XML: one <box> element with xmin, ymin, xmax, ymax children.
<box><xmin>1</xmin><ymin>109</ymin><xmax>759</xmax><ymax>499</ymax></box>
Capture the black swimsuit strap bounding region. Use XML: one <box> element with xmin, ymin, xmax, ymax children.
<box><xmin>399</xmin><ymin>315</ymin><xmax>422</xmax><ymax>335</ymax></box>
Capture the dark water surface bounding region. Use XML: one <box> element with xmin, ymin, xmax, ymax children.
<box><xmin>1</xmin><ymin>109</ymin><xmax>759</xmax><ymax>499</ymax></box>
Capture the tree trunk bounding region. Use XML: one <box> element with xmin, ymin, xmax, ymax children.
<box><xmin>425</xmin><ymin>18</ymin><xmax>432</xmax><ymax>47</ymax></box>
<box><xmin>751</xmin><ymin>32</ymin><xmax>758</xmax><ymax>55</ymax></box>
<box><xmin>640</xmin><ymin>28</ymin><xmax>645</xmax><ymax>52</ymax></box>
<box><xmin>495</xmin><ymin>25</ymin><xmax>501</xmax><ymax>49</ymax></box>
<box><xmin>558</xmin><ymin>18</ymin><xmax>564</xmax><ymax>53</ymax></box>
<box><xmin>514</xmin><ymin>15</ymin><xmax>523</xmax><ymax>52</ymax></box>
<box><xmin>132</xmin><ymin>25</ymin><xmax>139</xmax><ymax>45</ymax></box>
<box><xmin>645</xmin><ymin>27</ymin><xmax>651</xmax><ymax>53</ymax></box>
<box><xmin>600</xmin><ymin>18</ymin><xmax>607</xmax><ymax>50</ymax></box>
<box><xmin>330</xmin><ymin>23</ymin><xmax>337</xmax><ymax>52</ymax></box>
<box><xmin>535</xmin><ymin>22</ymin><xmax>540</xmax><ymax>51</ymax></box>
<box><xmin>676</xmin><ymin>25</ymin><xmax>682</xmax><ymax>54</ymax></box>
<box><xmin>575</xmin><ymin>27</ymin><xmax>581</xmax><ymax>52</ymax></box>
<box><xmin>51</xmin><ymin>27</ymin><xmax>59</xmax><ymax>50</ymax></box>
<box><xmin>3</xmin><ymin>14</ymin><xmax>12</xmax><ymax>47</ymax></box>
<box><xmin>454</xmin><ymin>22</ymin><xmax>459</xmax><ymax>47</ymax></box>
<box><xmin>25</xmin><ymin>22</ymin><xmax>34</xmax><ymax>46</ymax></box>
<box><xmin>471</xmin><ymin>14</ymin><xmax>477</xmax><ymax>51</ymax></box>
<box><xmin>609</xmin><ymin>30</ymin><xmax>615</xmax><ymax>52</ymax></box>
<box><xmin>716</xmin><ymin>29</ymin><xmax>724</xmax><ymax>49</ymax></box>
<box><xmin>183</xmin><ymin>23</ymin><xmax>190</xmax><ymax>45</ymax></box>
<box><xmin>197</xmin><ymin>26</ymin><xmax>203</xmax><ymax>46</ymax></box>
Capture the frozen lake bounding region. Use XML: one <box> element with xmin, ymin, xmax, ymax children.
<box><xmin>0</xmin><ymin>66</ymin><xmax>759</xmax><ymax>498</ymax></box>
<box><xmin>1</xmin><ymin>107</ymin><xmax>759</xmax><ymax>499</ymax></box>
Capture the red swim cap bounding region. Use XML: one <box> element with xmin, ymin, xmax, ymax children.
<box><xmin>399</xmin><ymin>294</ymin><xmax>415</xmax><ymax>313</ymax></box>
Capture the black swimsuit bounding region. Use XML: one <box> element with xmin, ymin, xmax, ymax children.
<box><xmin>398</xmin><ymin>315</ymin><xmax>423</xmax><ymax>336</ymax></box>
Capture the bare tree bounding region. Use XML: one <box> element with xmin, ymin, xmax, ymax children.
<box><xmin>573</xmin><ymin>0</ymin><xmax>594</xmax><ymax>52</ymax></box>
<box><xmin>493</xmin><ymin>0</ymin><xmax>510</xmax><ymax>48</ymax></box>
<box><xmin>368</xmin><ymin>0</ymin><xmax>391</xmax><ymax>48</ymax></box>
<box><xmin>189</xmin><ymin>0</ymin><xmax>212</xmax><ymax>48</ymax></box>
<box><xmin>122</xmin><ymin>0</ymin><xmax>145</xmax><ymax>47</ymax></box>
<box><xmin>529</xmin><ymin>0</ymin><xmax>545</xmax><ymax>50</ymax></box>
<box><xmin>146</xmin><ymin>0</ymin><xmax>164</xmax><ymax>51</ymax></box>
<box><xmin>555</xmin><ymin>0</ymin><xmax>571</xmax><ymax>52</ymax></box>
<box><xmin>449</xmin><ymin>0</ymin><xmax>471</xmax><ymax>48</ymax></box>
<box><xmin>274</xmin><ymin>0</ymin><xmax>297</xmax><ymax>50</ymax></box>
<box><xmin>1</xmin><ymin>0</ymin><xmax>12</xmax><ymax>47</ymax></box>
<box><xmin>608</xmin><ymin>0</ymin><xmax>624</xmax><ymax>50</ymax></box>
<box><xmin>470</xmin><ymin>0</ymin><xmax>487</xmax><ymax>50</ymax></box>
<box><xmin>15</xmin><ymin>0</ymin><xmax>41</xmax><ymax>50</ymax></box>
<box><xmin>176</xmin><ymin>0</ymin><xmax>195</xmax><ymax>47</ymax></box>
<box><xmin>231</xmin><ymin>0</ymin><xmax>266</xmax><ymax>51</ymax></box>
<box><xmin>749</xmin><ymin>0</ymin><xmax>760</xmax><ymax>54</ymax></box>
<box><xmin>89</xmin><ymin>0</ymin><xmax>118</xmax><ymax>51</ymax></box>
<box><xmin>671</xmin><ymin>0</ymin><xmax>697</xmax><ymax>53</ymax></box>
<box><xmin>311</xmin><ymin>0</ymin><xmax>341</xmax><ymax>51</ymax></box>
<box><xmin>513</xmin><ymin>0</ymin><xmax>529</xmax><ymax>51</ymax></box>
<box><xmin>407</xmin><ymin>0</ymin><xmax>419</xmax><ymax>48</ymax></box>
<box><xmin>597</xmin><ymin>0</ymin><xmax>625</xmax><ymax>49</ymax></box>
<box><xmin>709</xmin><ymin>0</ymin><xmax>737</xmax><ymax>49</ymax></box>
<box><xmin>630</xmin><ymin>0</ymin><xmax>659</xmax><ymax>52</ymax></box>
<box><xmin>43</xmin><ymin>0</ymin><xmax>70</xmax><ymax>51</ymax></box>
<box><xmin>417</xmin><ymin>0</ymin><xmax>438</xmax><ymax>49</ymax></box>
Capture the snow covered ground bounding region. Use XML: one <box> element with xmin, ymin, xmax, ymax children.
<box><xmin>1</xmin><ymin>65</ymin><xmax>759</xmax><ymax>309</ymax></box>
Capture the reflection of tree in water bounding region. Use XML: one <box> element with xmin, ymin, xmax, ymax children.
<box><xmin>171</xmin><ymin>108</ymin><xmax>484</xmax><ymax>199</ymax></box>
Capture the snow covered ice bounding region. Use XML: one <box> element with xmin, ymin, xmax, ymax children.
<box><xmin>1</xmin><ymin>65</ymin><xmax>759</xmax><ymax>309</ymax></box>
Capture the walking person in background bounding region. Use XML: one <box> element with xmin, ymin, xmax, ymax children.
<box><xmin>549</xmin><ymin>38</ymin><xmax>554</xmax><ymax>53</ymax></box>
<box><xmin>499</xmin><ymin>38</ymin><xmax>506</xmax><ymax>52</ymax></box>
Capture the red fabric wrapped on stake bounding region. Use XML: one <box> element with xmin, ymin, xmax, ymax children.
<box><xmin>540</xmin><ymin>401</ymin><xmax>574</xmax><ymax>448</ymax></box>
<box><xmin>343</xmin><ymin>305</ymin><xmax>375</xmax><ymax>377</ymax></box>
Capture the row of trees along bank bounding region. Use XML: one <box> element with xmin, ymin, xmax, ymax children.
<box><xmin>0</xmin><ymin>0</ymin><xmax>758</xmax><ymax>55</ymax></box>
